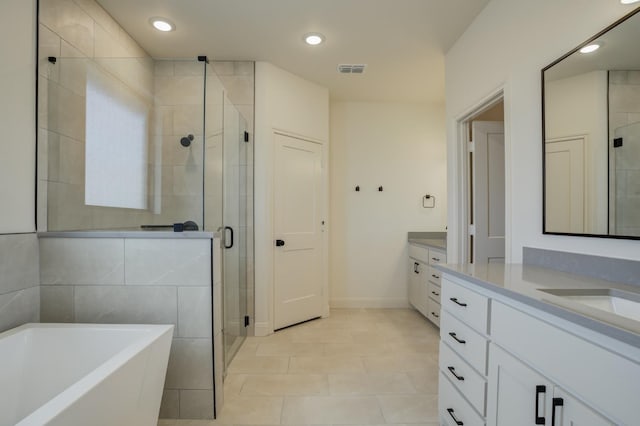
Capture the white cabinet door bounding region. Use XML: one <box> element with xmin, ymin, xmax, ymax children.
<box><xmin>408</xmin><ymin>259</ymin><xmax>421</xmax><ymax>311</ymax></box>
<box><xmin>409</xmin><ymin>260</ymin><xmax>428</xmax><ymax>315</ymax></box>
<box><xmin>488</xmin><ymin>344</ymin><xmax>615</xmax><ymax>426</ymax></box>
<box><xmin>487</xmin><ymin>344</ymin><xmax>552</xmax><ymax>426</ymax></box>
<box><xmin>552</xmin><ymin>388</ymin><xmax>614</xmax><ymax>426</ymax></box>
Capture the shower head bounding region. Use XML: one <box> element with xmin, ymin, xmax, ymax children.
<box><xmin>180</xmin><ymin>134</ymin><xmax>194</xmax><ymax>147</ymax></box>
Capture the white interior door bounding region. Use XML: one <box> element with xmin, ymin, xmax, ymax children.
<box><xmin>273</xmin><ymin>133</ymin><xmax>323</xmax><ymax>330</ymax></box>
<box><xmin>545</xmin><ymin>137</ymin><xmax>585</xmax><ymax>233</ymax></box>
<box><xmin>472</xmin><ymin>121</ymin><xmax>505</xmax><ymax>264</ymax></box>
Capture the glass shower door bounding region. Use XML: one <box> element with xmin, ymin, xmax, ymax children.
<box><xmin>221</xmin><ymin>94</ymin><xmax>249</xmax><ymax>368</ymax></box>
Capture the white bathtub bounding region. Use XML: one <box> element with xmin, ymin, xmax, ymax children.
<box><xmin>0</xmin><ymin>323</ymin><xmax>173</xmax><ymax>426</ymax></box>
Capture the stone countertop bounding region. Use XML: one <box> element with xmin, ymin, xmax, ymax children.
<box><xmin>407</xmin><ymin>231</ymin><xmax>446</xmax><ymax>250</ymax></box>
<box><xmin>408</xmin><ymin>238</ymin><xmax>446</xmax><ymax>250</ymax></box>
<box><xmin>435</xmin><ymin>263</ymin><xmax>640</xmax><ymax>348</ymax></box>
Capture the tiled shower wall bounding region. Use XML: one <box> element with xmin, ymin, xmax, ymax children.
<box><xmin>39</xmin><ymin>236</ymin><xmax>221</xmax><ymax>419</ymax></box>
<box><xmin>38</xmin><ymin>0</ymin><xmax>156</xmax><ymax>230</ymax></box>
<box><xmin>0</xmin><ymin>234</ymin><xmax>39</xmax><ymax>332</ymax></box>
<box><xmin>609</xmin><ymin>70</ymin><xmax>640</xmax><ymax>235</ymax></box>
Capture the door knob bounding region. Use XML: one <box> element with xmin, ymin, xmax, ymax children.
<box><xmin>275</xmin><ymin>239</ymin><xmax>285</xmax><ymax>247</ymax></box>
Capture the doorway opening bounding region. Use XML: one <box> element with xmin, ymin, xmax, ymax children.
<box><xmin>460</xmin><ymin>96</ymin><xmax>505</xmax><ymax>264</ymax></box>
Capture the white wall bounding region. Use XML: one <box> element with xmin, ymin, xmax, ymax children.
<box><xmin>446</xmin><ymin>0</ymin><xmax>640</xmax><ymax>263</ymax></box>
<box><xmin>0</xmin><ymin>0</ymin><xmax>36</xmax><ymax>233</ymax></box>
<box><xmin>330</xmin><ymin>101</ymin><xmax>446</xmax><ymax>307</ymax></box>
<box><xmin>0</xmin><ymin>0</ymin><xmax>40</xmax><ymax>332</ymax></box>
<box><xmin>254</xmin><ymin>62</ymin><xmax>329</xmax><ymax>335</ymax></box>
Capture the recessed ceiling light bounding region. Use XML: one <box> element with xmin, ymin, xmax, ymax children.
<box><xmin>621</xmin><ymin>0</ymin><xmax>640</xmax><ymax>4</ymax></box>
<box><xmin>150</xmin><ymin>17</ymin><xmax>175</xmax><ymax>32</ymax></box>
<box><xmin>580</xmin><ymin>43</ymin><xmax>600</xmax><ymax>54</ymax></box>
<box><xmin>304</xmin><ymin>33</ymin><xmax>325</xmax><ymax>46</ymax></box>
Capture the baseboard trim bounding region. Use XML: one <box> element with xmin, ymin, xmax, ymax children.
<box><xmin>329</xmin><ymin>298</ymin><xmax>409</xmax><ymax>309</ymax></box>
<box><xmin>253</xmin><ymin>321</ymin><xmax>271</xmax><ymax>337</ymax></box>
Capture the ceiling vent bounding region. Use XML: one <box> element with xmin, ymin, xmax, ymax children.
<box><xmin>338</xmin><ymin>64</ymin><xmax>366</xmax><ymax>74</ymax></box>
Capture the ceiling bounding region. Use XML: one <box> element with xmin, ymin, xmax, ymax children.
<box><xmin>96</xmin><ymin>0</ymin><xmax>490</xmax><ymax>103</ymax></box>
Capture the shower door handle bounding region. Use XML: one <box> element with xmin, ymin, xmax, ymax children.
<box><xmin>224</xmin><ymin>226</ymin><xmax>234</xmax><ymax>249</ymax></box>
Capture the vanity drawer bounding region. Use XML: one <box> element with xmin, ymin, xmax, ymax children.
<box><xmin>408</xmin><ymin>244</ymin><xmax>430</xmax><ymax>263</ymax></box>
<box><xmin>428</xmin><ymin>266</ymin><xmax>442</xmax><ymax>285</ymax></box>
<box><xmin>440</xmin><ymin>341</ymin><xmax>487</xmax><ymax>415</ymax></box>
<box><xmin>427</xmin><ymin>298</ymin><xmax>441</xmax><ymax>327</ymax></box>
<box><xmin>428</xmin><ymin>248</ymin><xmax>447</xmax><ymax>265</ymax></box>
<box><xmin>428</xmin><ymin>281</ymin><xmax>441</xmax><ymax>303</ymax></box>
<box><xmin>442</xmin><ymin>278</ymin><xmax>489</xmax><ymax>334</ymax></box>
<box><xmin>439</xmin><ymin>372</ymin><xmax>485</xmax><ymax>426</ymax></box>
<box><xmin>441</xmin><ymin>310</ymin><xmax>488</xmax><ymax>375</ymax></box>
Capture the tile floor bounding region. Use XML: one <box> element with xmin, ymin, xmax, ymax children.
<box><xmin>159</xmin><ymin>308</ymin><xmax>441</xmax><ymax>426</ymax></box>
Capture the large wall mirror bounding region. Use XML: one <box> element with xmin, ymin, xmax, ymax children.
<box><xmin>543</xmin><ymin>7</ymin><xmax>640</xmax><ymax>239</ymax></box>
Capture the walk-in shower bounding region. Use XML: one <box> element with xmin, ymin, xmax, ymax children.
<box><xmin>38</xmin><ymin>54</ymin><xmax>254</xmax><ymax>384</ymax></box>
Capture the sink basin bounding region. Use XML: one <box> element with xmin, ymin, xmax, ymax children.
<box><xmin>539</xmin><ymin>288</ymin><xmax>640</xmax><ymax>322</ymax></box>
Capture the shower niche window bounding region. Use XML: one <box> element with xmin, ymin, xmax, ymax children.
<box><xmin>84</xmin><ymin>65</ymin><xmax>149</xmax><ymax>210</ymax></box>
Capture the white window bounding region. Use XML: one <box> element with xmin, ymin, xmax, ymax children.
<box><xmin>85</xmin><ymin>65</ymin><xmax>148</xmax><ymax>209</ymax></box>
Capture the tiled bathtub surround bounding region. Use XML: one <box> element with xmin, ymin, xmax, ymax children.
<box><xmin>39</xmin><ymin>235</ymin><xmax>220</xmax><ymax>419</ymax></box>
<box><xmin>0</xmin><ymin>234</ymin><xmax>40</xmax><ymax>332</ymax></box>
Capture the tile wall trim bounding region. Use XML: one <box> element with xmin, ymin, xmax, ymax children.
<box><xmin>38</xmin><ymin>231</ymin><xmax>216</xmax><ymax>239</ymax></box>
<box><xmin>523</xmin><ymin>246</ymin><xmax>640</xmax><ymax>286</ymax></box>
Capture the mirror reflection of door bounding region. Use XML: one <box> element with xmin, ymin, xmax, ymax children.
<box><xmin>545</xmin><ymin>137</ymin><xmax>585</xmax><ymax>233</ymax></box>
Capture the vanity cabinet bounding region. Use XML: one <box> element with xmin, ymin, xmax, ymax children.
<box><xmin>438</xmin><ymin>273</ymin><xmax>640</xmax><ymax>426</ymax></box>
<box><xmin>408</xmin><ymin>243</ymin><xmax>446</xmax><ymax>326</ymax></box>
<box><xmin>438</xmin><ymin>278</ymin><xmax>490</xmax><ymax>425</ymax></box>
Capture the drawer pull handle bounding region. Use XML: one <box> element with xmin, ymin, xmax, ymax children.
<box><xmin>447</xmin><ymin>366</ymin><xmax>464</xmax><ymax>381</ymax></box>
<box><xmin>414</xmin><ymin>263</ymin><xmax>419</xmax><ymax>274</ymax></box>
<box><xmin>432</xmin><ymin>257</ymin><xmax>440</xmax><ymax>262</ymax></box>
<box><xmin>551</xmin><ymin>397</ymin><xmax>563</xmax><ymax>426</ymax></box>
<box><xmin>448</xmin><ymin>332</ymin><xmax>466</xmax><ymax>344</ymax></box>
<box><xmin>535</xmin><ymin>385</ymin><xmax>546</xmax><ymax>425</ymax></box>
<box><xmin>450</xmin><ymin>297</ymin><xmax>468</xmax><ymax>307</ymax></box>
<box><xmin>446</xmin><ymin>408</ymin><xmax>464</xmax><ymax>425</ymax></box>
<box><xmin>431</xmin><ymin>311</ymin><xmax>439</xmax><ymax>318</ymax></box>
<box><xmin>431</xmin><ymin>291</ymin><xmax>440</xmax><ymax>296</ymax></box>
<box><xmin>431</xmin><ymin>274</ymin><xmax>440</xmax><ymax>279</ymax></box>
